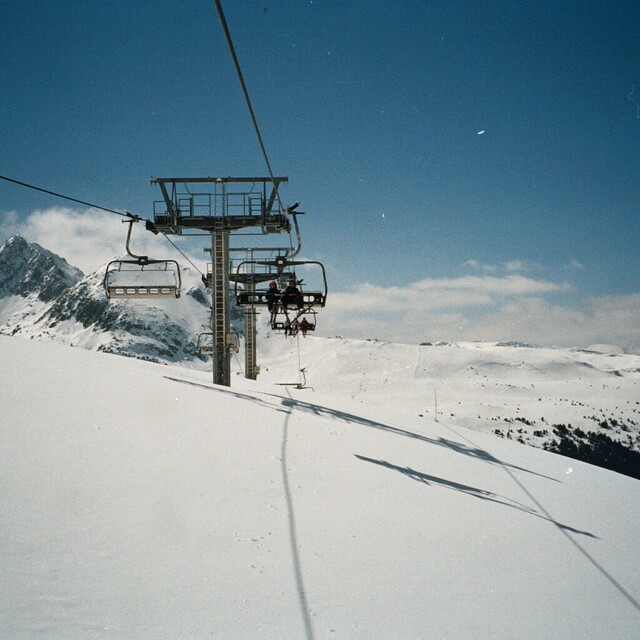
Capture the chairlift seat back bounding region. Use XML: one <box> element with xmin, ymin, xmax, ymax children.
<box><xmin>104</xmin><ymin>259</ymin><xmax>181</xmax><ymax>299</ymax></box>
<box><xmin>107</xmin><ymin>284</ymin><xmax>180</xmax><ymax>299</ymax></box>
<box><xmin>236</xmin><ymin>289</ymin><xmax>325</xmax><ymax>307</ymax></box>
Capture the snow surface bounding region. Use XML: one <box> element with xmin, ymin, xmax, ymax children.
<box><xmin>255</xmin><ymin>333</ymin><xmax>640</xmax><ymax>451</ymax></box>
<box><xmin>1</xmin><ymin>335</ymin><xmax>639</xmax><ymax>639</ymax></box>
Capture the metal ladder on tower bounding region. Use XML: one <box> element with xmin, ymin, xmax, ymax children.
<box><xmin>211</xmin><ymin>221</ymin><xmax>230</xmax><ymax>386</ymax></box>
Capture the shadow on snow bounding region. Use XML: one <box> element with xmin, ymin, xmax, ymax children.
<box><xmin>354</xmin><ymin>454</ymin><xmax>597</xmax><ymax>538</ymax></box>
<box><xmin>271</xmin><ymin>394</ymin><xmax>557</xmax><ymax>481</ymax></box>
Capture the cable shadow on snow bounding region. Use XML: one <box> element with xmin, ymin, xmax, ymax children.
<box><xmin>438</xmin><ymin>420</ymin><xmax>640</xmax><ymax>616</ymax></box>
<box><xmin>264</xmin><ymin>394</ymin><xmax>557</xmax><ymax>482</ymax></box>
<box><xmin>280</xmin><ymin>391</ymin><xmax>316</xmax><ymax>640</ymax></box>
<box><xmin>355</xmin><ymin>454</ymin><xmax>597</xmax><ymax>538</ymax></box>
<box><xmin>166</xmin><ymin>381</ymin><xmax>550</xmax><ymax>482</ymax></box>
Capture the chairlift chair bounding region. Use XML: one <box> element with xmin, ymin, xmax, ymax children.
<box><xmin>270</xmin><ymin>308</ymin><xmax>317</xmax><ymax>335</ymax></box>
<box><xmin>197</xmin><ymin>331</ymin><xmax>239</xmax><ymax>356</ymax></box>
<box><xmin>231</xmin><ymin>258</ymin><xmax>295</xmax><ymax>306</ymax></box>
<box><xmin>104</xmin><ymin>217</ymin><xmax>181</xmax><ymax>299</ymax></box>
<box><xmin>196</xmin><ymin>332</ymin><xmax>214</xmax><ymax>356</ymax></box>
<box><xmin>276</xmin><ymin>368</ymin><xmax>313</xmax><ymax>390</ymax></box>
<box><xmin>233</xmin><ymin>256</ymin><xmax>327</xmax><ymax>309</ymax></box>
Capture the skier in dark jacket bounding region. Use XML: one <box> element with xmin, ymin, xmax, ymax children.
<box><xmin>282</xmin><ymin>280</ymin><xmax>303</xmax><ymax>309</ymax></box>
<box><xmin>265</xmin><ymin>281</ymin><xmax>280</xmax><ymax>312</ymax></box>
<box><xmin>299</xmin><ymin>317</ymin><xmax>313</xmax><ymax>336</ymax></box>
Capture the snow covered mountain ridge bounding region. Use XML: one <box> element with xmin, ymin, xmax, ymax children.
<box><xmin>0</xmin><ymin>235</ymin><xmax>214</xmax><ymax>364</ymax></box>
<box><xmin>0</xmin><ymin>235</ymin><xmax>83</xmax><ymax>300</ymax></box>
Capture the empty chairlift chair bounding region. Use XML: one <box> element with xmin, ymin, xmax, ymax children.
<box><xmin>103</xmin><ymin>217</ymin><xmax>181</xmax><ymax>299</ymax></box>
<box><xmin>196</xmin><ymin>332</ymin><xmax>214</xmax><ymax>356</ymax></box>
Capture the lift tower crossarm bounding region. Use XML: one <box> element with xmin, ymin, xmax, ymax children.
<box><xmin>151</xmin><ymin>176</ymin><xmax>288</xmax><ymax>215</ymax></box>
<box><xmin>150</xmin><ymin>176</ymin><xmax>290</xmax><ymax>235</ymax></box>
<box><xmin>155</xmin><ymin>181</ymin><xmax>178</xmax><ymax>220</ymax></box>
<box><xmin>151</xmin><ymin>176</ymin><xmax>288</xmax><ymax>183</ymax></box>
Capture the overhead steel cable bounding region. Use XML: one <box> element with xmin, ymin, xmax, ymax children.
<box><xmin>0</xmin><ymin>174</ymin><xmax>134</xmax><ymax>219</ymax></box>
<box><xmin>158</xmin><ymin>233</ymin><xmax>205</xmax><ymax>276</ymax></box>
<box><xmin>213</xmin><ymin>0</ymin><xmax>279</xmax><ymax>189</ymax></box>
<box><xmin>214</xmin><ymin>1</ymin><xmax>301</xmax><ymax>257</ymax></box>
<box><xmin>0</xmin><ymin>173</ymin><xmax>206</xmax><ymax>277</ymax></box>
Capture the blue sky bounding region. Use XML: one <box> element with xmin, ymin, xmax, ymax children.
<box><xmin>1</xmin><ymin>1</ymin><xmax>640</xmax><ymax>348</ymax></box>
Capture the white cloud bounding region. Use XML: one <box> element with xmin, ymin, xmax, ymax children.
<box><xmin>463</xmin><ymin>259</ymin><xmax>540</xmax><ymax>274</ymax></box>
<box><xmin>0</xmin><ymin>210</ymin><xmax>19</xmax><ymax>228</ymax></box>
<box><xmin>503</xmin><ymin>260</ymin><xmax>532</xmax><ymax>272</ymax></box>
<box><xmin>1</xmin><ymin>207</ymin><xmax>206</xmax><ymax>275</ymax></box>
<box><xmin>330</xmin><ymin>275</ymin><xmax>570</xmax><ymax>315</ymax></box>
<box><xmin>565</xmin><ymin>259</ymin><xmax>587</xmax><ymax>270</ymax></box>
<box><xmin>318</xmin><ymin>277</ymin><xmax>640</xmax><ymax>351</ymax></box>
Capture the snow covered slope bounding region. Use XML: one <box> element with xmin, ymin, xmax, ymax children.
<box><xmin>1</xmin><ymin>336</ymin><xmax>639</xmax><ymax>639</ymax></box>
<box><xmin>257</xmin><ymin>335</ymin><xmax>640</xmax><ymax>460</ymax></box>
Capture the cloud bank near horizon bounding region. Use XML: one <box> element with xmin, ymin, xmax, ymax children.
<box><xmin>0</xmin><ymin>207</ymin><xmax>206</xmax><ymax>275</ymax></box>
<box><xmin>324</xmin><ymin>285</ymin><xmax>640</xmax><ymax>351</ymax></box>
<box><xmin>2</xmin><ymin>207</ymin><xmax>639</xmax><ymax>351</ymax></box>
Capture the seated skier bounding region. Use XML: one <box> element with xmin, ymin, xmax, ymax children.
<box><xmin>299</xmin><ymin>317</ymin><xmax>314</xmax><ymax>336</ymax></box>
<box><xmin>281</xmin><ymin>279</ymin><xmax>304</xmax><ymax>309</ymax></box>
<box><xmin>265</xmin><ymin>280</ymin><xmax>280</xmax><ymax>312</ymax></box>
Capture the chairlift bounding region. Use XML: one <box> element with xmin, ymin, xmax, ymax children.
<box><xmin>104</xmin><ymin>217</ymin><xmax>181</xmax><ymax>299</ymax></box>
<box><xmin>271</xmin><ymin>310</ymin><xmax>317</xmax><ymax>336</ymax></box>
<box><xmin>233</xmin><ymin>256</ymin><xmax>327</xmax><ymax>310</ymax></box>
<box><xmin>196</xmin><ymin>332</ymin><xmax>214</xmax><ymax>356</ymax></box>
<box><xmin>231</xmin><ymin>257</ymin><xmax>295</xmax><ymax>306</ymax></box>
<box><xmin>196</xmin><ymin>331</ymin><xmax>239</xmax><ymax>356</ymax></box>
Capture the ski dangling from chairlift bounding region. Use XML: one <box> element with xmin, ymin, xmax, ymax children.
<box><xmin>276</xmin><ymin>367</ymin><xmax>314</xmax><ymax>391</ymax></box>
<box><xmin>103</xmin><ymin>216</ymin><xmax>182</xmax><ymax>299</ymax></box>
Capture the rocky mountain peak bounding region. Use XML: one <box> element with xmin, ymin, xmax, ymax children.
<box><xmin>0</xmin><ymin>235</ymin><xmax>84</xmax><ymax>302</ymax></box>
<box><xmin>0</xmin><ymin>236</ymin><xmax>228</xmax><ymax>366</ymax></box>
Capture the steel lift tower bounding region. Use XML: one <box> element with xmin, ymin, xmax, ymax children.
<box><xmin>150</xmin><ymin>175</ymin><xmax>290</xmax><ymax>386</ymax></box>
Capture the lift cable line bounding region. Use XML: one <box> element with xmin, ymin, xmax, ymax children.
<box><xmin>155</xmin><ymin>231</ymin><xmax>205</xmax><ymax>277</ymax></box>
<box><xmin>213</xmin><ymin>0</ymin><xmax>280</xmax><ymax>200</ymax></box>
<box><xmin>0</xmin><ymin>174</ymin><xmax>133</xmax><ymax>219</ymax></box>
<box><xmin>0</xmin><ymin>173</ymin><xmax>206</xmax><ymax>279</ymax></box>
<box><xmin>213</xmin><ymin>1</ymin><xmax>299</xmax><ymax>255</ymax></box>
